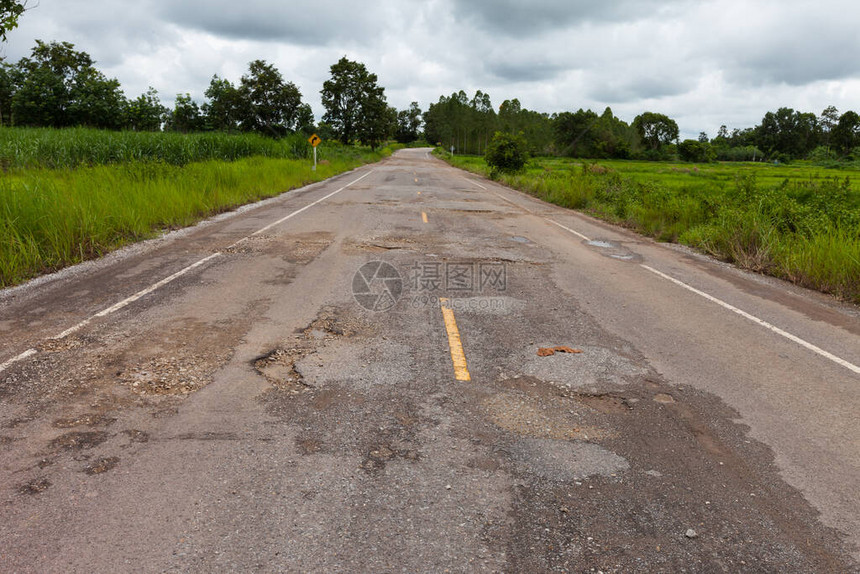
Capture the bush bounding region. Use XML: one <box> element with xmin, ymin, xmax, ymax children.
<box><xmin>484</xmin><ymin>131</ymin><xmax>529</xmax><ymax>175</ymax></box>
<box><xmin>677</xmin><ymin>139</ymin><xmax>715</xmax><ymax>163</ymax></box>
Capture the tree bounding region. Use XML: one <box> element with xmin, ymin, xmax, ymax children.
<box><xmin>67</xmin><ymin>66</ymin><xmax>126</xmax><ymax>129</ymax></box>
<box><xmin>167</xmin><ymin>93</ymin><xmax>203</xmax><ymax>133</ymax></box>
<box><xmin>238</xmin><ymin>60</ymin><xmax>304</xmax><ymax>136</ymax></box>
<box><xmin>295</xmin><ymin>103</ymin><xmax>315</xmax><ymax>134</ymax></box>
<box><xmin>485</xmin><ymin>131</ymin><xmax>528</xmax><ymax>175</ymax></box>
<box><xmin>754</xmin><ymin>107</ymin><xmax>818</xmax><ymax>159</ymax></box>
<box><xmin>0</xmin><ymin>61</ymin><xmax>13</xmax><ymax>125</ymax></box>
<box><xmin>423</xmin><ymin>90</ymin><xmax>485</xmax><ymax>154</ymax></box>
<box><xmin>820</xmin><ymin>105</ymin><xmax>839</xmax><ymax>149</ymax></box>
<box><xmin>555</xmin><ymin>107</ymin><xmax>637</xmax><ymax>159</ymax></box>
<box><xmin>0</xmin><ymin>0</ymin><xmax>27</xmax><ymax>42</ymax></box>
<box><xmin>632</xmin><ymin>112</ymin><xmax>679</xmax><ymax>151</ymax></box>
<box><xmin>355</xmin><ymin>99</ymin><xmax>394</xmax><ymax>150</ymax></box>
<box><xmin>203</xmin><ymin>75</ymin><xmax>242</xmax><ymax>131</ymax></box>
<box><xmin>395</xmin><ymin>101</ymin><xmax>422</xmax><ymax>143</ymax></box>
<box><xmin>678</xmin><ymin>139</ymin><xmax>714</xmax><ymax>163</ymax></box>
<box><xmin>832</xmin><ymin>111</ymin><xmax>860</xmax><ymax>156</ymax></box>
<box><xmin>554</xmin><ymin>108</ymin><xmax>599</xmax><ymax>156</ymax></box>
<box><xmin>321</xmin><ymin>57</ymin><xmax>389</xmax><ymax>147</ymax></box>
<box><xmin>124</xmin><ymin>87</ymin><xmax>166</xmax><ymax>131</ymax></box>
<box><xmin>12</xmin><ymin>40</ymin><xmax>97</xmax><ymax>127</ymax></box>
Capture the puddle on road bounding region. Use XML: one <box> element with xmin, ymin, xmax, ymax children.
<box><xmin>585</xmin><ymin>238</ymin><xmax>643</xmax><ymax>263</ymax></box>
<box><xmin>510</xmin><ymin>236</ymin><xmax>531</xmax><ymax>244</ymax></box>
<box><xmin>587</xmin><ymin>240</ymin><xmax>616</xmax><ymax>249</ymax></box>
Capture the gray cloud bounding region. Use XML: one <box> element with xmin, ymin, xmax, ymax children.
<box><xmin>159</xmin><ymin>0</ymin><xmax>389</xmax><ymax>45</ymax></box>
<box><xmin>487</xmin><ymin>60</ymin><xmax>569</xmax><ymax>82</ymax></box>
<box><xmin>4</xmin><ymin>0</ymin><xmax>860</xmax><ymax>138</ymax></box>
<box><xmin>451</xmin><ymin>0</ymin><xmax>689</xmax><ymax>35</ymax></box>
<box><xmin>588</xmin><ymin>74</ymin><xmax>691</xmax><ymax>103</ymax></box>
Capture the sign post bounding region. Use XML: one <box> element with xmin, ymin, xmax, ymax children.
<box><xmin>308</xmin><ymin>134</ymin><xmax>322</xmax><ymax>171</ymax></box>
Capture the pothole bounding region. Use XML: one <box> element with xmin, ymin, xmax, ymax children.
<box><xmin>49</xmin><ymin>431</ymin><xmax>109</xmax><ymax>452</ymax></box>
<box><xmin>654</xmin><ymin>393</ymin><xmax>675</xmax><ymax>404</ymax></box>
<box><xmin>221</xmin><ymin>235</ymin><xmax>274</xmax><ymax>254</ymax></box>
<box><xmin>84</xmin><ymin>456</ymin><xmax>120</xmax><ymax>475</ymax></box>
<box><xmin>360</xmin><ymin>443</ymin><xmax>421</xmax><ymax>473</ymax></box>
<box><xmin>254</xmin><ymin>347</ymin><xmax>312</xmax><ymax>392</ymax></box>
<box><xmin>53</xmin><ymin>414</ymin><xmax>117</xmax><ymax>429</ymax></box>
<box><xmin>38</xmin><ymin>335</ymin><xmax>87</xmax><ymax>353</ymax></box>
<box><xmin>121</xmin><ymin>429</ymin><xmax>149</xmax><ymax>443</ymax></box>
<box><xmin>483</xmin><ymin>393</ymin><xmax>607</xmax><ymax>441</ymax></box>
<box><xmin>296</xmin><ymin>436</ymin><xmax>324</xmax><ymax>455</ymax></box>
<box><xmin>508</xmin><ymin>437</ymin><xmax>629</xmax><ymax>482</ymax></box>
<box><xmin>283</xmin><ymin>235</ymin><xmax>333</xmax><ymax>263</ymax></box>
<box><xmin>574</xmin><ymin>393</ymin><xmax>633</xmax><ymax>414</ymax></box>
<box><xmin>342</xmin><ymin>236</ymin><xmax>418</xmax><ymax>254</ymax></box>
<box><xmin>587</xmin><ymin>240</ymin><xmax>616</xmax><ymax>249</ymax></box>
<box><xmin>585</xmin><ymin>239</ymin><xmax>642</xmax><ymax>263</ymax></box>
<box><xmin>119</xmin><ymin>354</ymin><xmax>225</xmax><ymax>396</ymax></box>
<box><xmin>18</xmin><ymin>477</ymin><xmax>51</xmax><ymax>495</ymax></box>
<box><xmin>303</xmin><ymin>309</ymin><xmax>358</xmax><ymax>339</ymax></box>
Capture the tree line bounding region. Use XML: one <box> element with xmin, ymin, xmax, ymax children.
<box><xmin>4</xmin><ymin>37</ymin><xmax>860</xmax><ymax>163</ymax></box>
<box><xmin>424</xmin><ymin>89</ymin><xmax>860</xmax><ymax>163</ymax></box>
<box><xmin>0</xmin><ymin>40</ymin><xmax>423</xmax><ymax>150</ymax></box>
<box><xmin>423</xmin><ymin>90</ymin><xmax>685</xmax><ymax>160</ymax></box>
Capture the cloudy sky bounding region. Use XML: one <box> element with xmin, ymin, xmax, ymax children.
<box><xmin>5</xmin><ymin>0</ymin><xmax>860</xmax><ymax>139</ymax></box>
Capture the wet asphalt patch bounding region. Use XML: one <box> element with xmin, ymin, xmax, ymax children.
<box><xmin>586</xmin><ymin>238</ymin><xmax>643</xmax><ymax>263</ymax></box>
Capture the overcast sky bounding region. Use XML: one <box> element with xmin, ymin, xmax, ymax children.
<box><xmin>5</xmin><ymin>0</ymin><xmax>860</xmax><ymax>139</ymax></box>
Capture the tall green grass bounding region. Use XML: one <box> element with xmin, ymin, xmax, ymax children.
<box><xmin>0</xmin><ymin>150</ymin><xmax>386</xmax><ymax>286</ymax></box>
<box><xmin>0</xmin><ymin>127</ymin><xmax>313</xmax><ymax>169</ymax></box>
<box><xmin>440</xmin><ymin>151</ymin><xmax>860</xmax><ymax>304</ymax></box>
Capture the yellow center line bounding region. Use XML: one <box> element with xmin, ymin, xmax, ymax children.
<box><xmin>421</xmin><ymin>212</ymin><xmax>429</xmax><ymax>223</ymax></box>
<box><xmin>439</xmin><ymin>298</ymin><xmax>471</xmax><ymax>381</ymax></box>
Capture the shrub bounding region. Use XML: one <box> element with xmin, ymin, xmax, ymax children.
<box><xmin>677</xmin><ymin>139</ymin><xmax>715</xmax><ymax>163</ymax></box>
<box><xmin>484</xmin><ymin>131</ymin><xmax>528</xmax><ymax>175</ymax></box>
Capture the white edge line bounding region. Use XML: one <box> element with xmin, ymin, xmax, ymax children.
<box><xmin>641</xmin><ymin>264</ymin><xmax>860</xmax><ymax>376</ymax></box>
<box><xmin>459</xmin><ymin>166</ymin><xmax>856</xmax><ymax>376</ymax></box>
<box><xmin>49</xmin><ymin>252</ymin><xmax>223</xmax><ymax>340</ymax></box>
<box><xmin>0</xmin><ymin>349</ymin><xmax>37</xmax><ymax>375</ymax></box>
<box><xmin>93</xmin><ymin>253</ymin><xmax>223</xmax><ymax>319</ymax></box>
<box><xmin>468</xmin><ymin>177</ymin><xmax>591</xmax><ymax>240</ymax></box>
<box><xmin>249</xmin><ymin>170</ymin><xmax>374</xmax><ymax>238</ymax></box>
<box><xmin>2</xmin><ymin>168</ymin><xmax>378</xmax><ymax>368</ymax></box>
<box><xmin>547</xmin><ymin>219</ymin><xmax>591</xmax><ymax>242</ymax></box>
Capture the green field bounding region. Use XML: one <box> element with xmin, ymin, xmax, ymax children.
<box><xmin>441</xmin><ymin>152</ymin><xmax>860</xmax><ymax>304</ymax></box>
<box><xmin>0</xmin><ymin>127</ymin><xmax>394</xmax><ymax>287</ymax></box>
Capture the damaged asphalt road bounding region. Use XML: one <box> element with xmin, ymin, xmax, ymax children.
<box><xmin>0</xmin><ymin>149</ymin><xmax>858</xmax><ymax>572</ymax></box>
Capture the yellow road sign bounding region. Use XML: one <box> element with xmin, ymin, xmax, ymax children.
<box><xmin>308</xmin><ymin>134</ymin><xmax>322</xmax><ymax>147</ymax></box>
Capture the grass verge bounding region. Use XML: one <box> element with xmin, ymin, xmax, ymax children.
<box><xmin>438</xmin><ymin>151</ymin><xmax>860</xmax><ymax>304</ymax></box>
<box><xmin>1</xmin><ymin>145</ymin><xmax>389</xmax><ymax>287</ymax></box>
